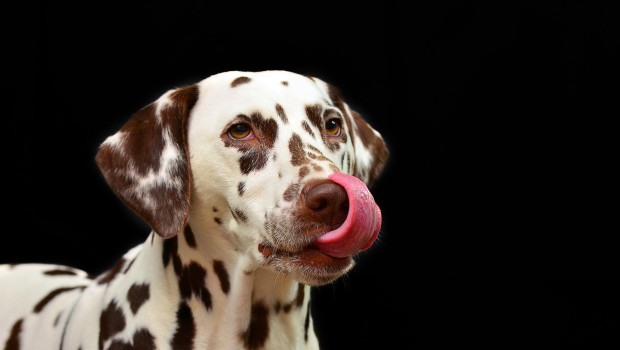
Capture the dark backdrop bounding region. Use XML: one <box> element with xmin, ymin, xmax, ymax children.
<box><xmin>3</xmin><ymin>1</ymin><xmax>618</xmax><ymax>349</ymax></box>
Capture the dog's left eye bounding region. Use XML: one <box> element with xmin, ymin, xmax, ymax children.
<box><xmin>228</xmin><ymin>123</ymin><xmax>253</xmax><ymax>140</ymax></box>
<box><xmin>325</xmin><ymin>119</ymin><xmax>342</xmax><ymax>136</ymax></box>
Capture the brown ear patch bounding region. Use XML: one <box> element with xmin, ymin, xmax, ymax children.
<box><xmin>96</xmin><ymin>85</ymin><xmax>199</xmax><ymax>238</ymax></box>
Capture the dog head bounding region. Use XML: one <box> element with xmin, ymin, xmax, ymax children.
<box><xmin>96</xmin><ymin>71</ymin><xmax>388</xmax><ymax>285</ymax></box>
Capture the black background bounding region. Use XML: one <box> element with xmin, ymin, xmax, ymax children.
<box><xmin>3</xmin><ymin>1</ymin><xmax>619</xmax><ymax>349</ymax></box>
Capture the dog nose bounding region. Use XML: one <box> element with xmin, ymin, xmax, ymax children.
<box><xmin>302</xmin><ymin>180</ymin><xmax>349</xmax><ymax>228</ymax></box>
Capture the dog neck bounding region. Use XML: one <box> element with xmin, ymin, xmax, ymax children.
<box><xmin>114</xmin><ymin>220</ymin><xmax>318</xmax><ymax>350</ymax></box>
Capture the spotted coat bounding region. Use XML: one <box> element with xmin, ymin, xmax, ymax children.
<box><xmin>0</xmin><ymin>71</ymin><xmax>388</xmax><ymax>350</ymax></box>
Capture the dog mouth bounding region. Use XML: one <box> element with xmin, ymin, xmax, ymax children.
<box><xmin>258</xmin><ymin>172</ymin><xmax>381</xmax><ymax>285</ymax></box>
<box><xmin>258</xmin><ymin>241</ymin><xmax>353</xmax><ymax>284</ymax></box>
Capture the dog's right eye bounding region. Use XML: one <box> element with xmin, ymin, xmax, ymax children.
<box><xmin>228</xmin><ymin>123</ymin><xmax>253</xmax><ymax>140</ymax></box>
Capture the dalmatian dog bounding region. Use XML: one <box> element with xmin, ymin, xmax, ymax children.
<box><xmin>0</xmin><ymin>71</ymin><xmax>388</xmax><ymax>350</ymax></box>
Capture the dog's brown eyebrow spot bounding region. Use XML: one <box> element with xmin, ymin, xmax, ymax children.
<box><xmin>281</xmin><ymin>81</ymin><xmax>288</xmax><ymax>86</ymax></box>
<box><xmin>305</xmin><ymin>104</ymin><xmax>323</xmax><ymax>130</ymax></box>
<box><xmin>231</xmin><ymin>76</ymin><xmax>252</xmax><ymax>88</ymax></box>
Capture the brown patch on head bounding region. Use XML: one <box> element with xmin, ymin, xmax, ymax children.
<box><xmin>289</xmin><ymin>133</ymin><xmax>309</xmax><ymax>166</ymax></box>
<box><xmin>301</xmin><ymin>121</ymin><xmax>315</xmax><ymax>138</ymax></box>
<box><xmin>231</xmin><ymin>76</ymin><xmax>252</xmax><ymax>88</ymax></box>
<box><xmin>95</xmin><ymin>85</ymin><xmax>199</xmax><ymax>238</ymax></box>
<box><xmin>281</xmin><ymin>81</ymin><xmax>288</xmax><ymax>86</ymax></box>
<box><xmin>305</xmin><ymin>104</ymin><xmax>323</xmax><ymax>131</ymax></box>
<box><xmin>224</xmin><ymin>112</ymin><xmax>279</xmax><ymax>174</ymax></box>
<box><xmin>171</xmin><ymin>302</ymin><xmax>195</xmax><ymax>350</ymax></box>
<box><xmin>127</xmin><ymin>283</ymin><xmax>150</xmax><ymax>315</ymax></box>
<box><xmin>283</xmin><ymin>183</ymin><xmax>300</xmax><ymax>202</ymax></box>
<box><xmin>213</xmin><ymin>260</ymin><xmax>231</xmax><ymax>295</ymax></box>
<box><xmin>99</xmin><ymin>300</ymin><xmax>126</xmax><ymax>350</ymax></box>
<box><xmin>275</xmin><ymin>104</ymin><xmax>288</xmax><ymax>124</ymax></box>
<box><xmin>299</xmin><ymin>165</ymin><xmax>310</xmax><ymax>179</ymax></box>
<box><xmin>241</xmin><ymin>301</ymin><xmax>270</xmax><ymax>350</ymax></box>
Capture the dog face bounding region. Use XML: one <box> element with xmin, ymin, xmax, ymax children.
<box><xmin>96</xmin><ymin>71</ymin><xmax>388</xmax><ymax>285</ymax></box>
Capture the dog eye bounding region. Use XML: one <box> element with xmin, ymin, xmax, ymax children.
<box><xmin>325</xmin><ymin>119</ymin><xmax>341</xmax><ymax>136</ymax></box>
<box><xmin>228</xmin><ymin>123</ymin><xmax>253</xmax><ymax>140</ymax></box>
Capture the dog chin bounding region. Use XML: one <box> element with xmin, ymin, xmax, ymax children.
<box><xmin>258</xmin><ymin>243</ymin><xmax>355</xmax><ymax>286</ymax></box>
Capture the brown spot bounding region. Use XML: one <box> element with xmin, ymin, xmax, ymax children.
<box><xmin>43</xmin><ymin>269</ymin><xmax>78</xmax><ymax>276</ymax></box>
<box><xmin>233</xmin><ymin>208</ymin><xmax>248</xmax><ymax>223</ymax></box>
<box><xmin>162</xmin><ymin>236</ymin><xmax>181</xmax><ymax>272</ymax></box>
<box><xmin>33</xmin><ymin>286</ymin><xmax>86</xmax><ymax>313</ymax></box>
<box><xmin>183</xmin><ymin>225</ymin><xmax>197</xmax><ymax>248</ymax></box>
<box><xmin>4</xmin><ymin>319</ymin><xmax>23</xmax><ymax>350</ymax></box>
<box><xmin>238</xmin><ymin>182</ymin><xmax>246</xmax><ymax>196</ymax></box>
<box><xmin>97</xmin><ymin>258</ymin><xmax>126</xmax><ymax>284</ymax></box>
<box><xmin>213</xmin><ymin>206</ymin><xmax>219</xmax><ymax>212</ymax></box>
<box><xmin>281</xmin><ymin>81</ymin><xmax>288</xmax><ymax>86</ymax></box>
<box><xmin>304</xmin><ymin>301</ymin><xmax>311</xmax><ymax>342</ymax></box>
<box><xmin>54</xmin><ymin>312</ymin><xmax>63</xmax><ymax>327</ymax></box>
<box><xmin>178</xmin><ymin>262</ymin><xmax>212</xmax><ymax>310</ymax></box>
<box><xmin>95</xmin><ymin>85</ymin><xmax>198</xmax><ymax>239</ymax></box>
<box><xmin>295</xmin><ymin>283</ymin><xmax>306</xmax><ymax>307</ymax></box>
<box><xmin>108</xmin><ymin>329</ymin><xmax>155</xmax><ymax>350</ymax></box>
<box><xmin>127</xmin><ymin>283</ymin><xmax>150</xmax><ymax>315</ymax></box>
<box><xmin>224</xmin><ymin>112</ymin><xmax>279</xmax><ymax>174</ymax></box>
<box><xmin>283</xmin><ymin>183</ymin><xmax>300</xmax><ymax>202</ymax></box>
<box><xmin>305</xmin><ymin>104</ymin><xmax>323</xmax><ymax>131</ymax></box>
<box><xmin>214</xmin><ymin>217</ymin><xmax>222</xmax><ymax>225</ymax></box>
<box><xmin>213</xmin><ymin>260</ymin><xmax>231</xmax><ymax>295</ymax></box>
<box><xmin>171</xmin><ymin>302</ymin><xmax>195</xmax><ymax>350</ymax></box>
<box><xmin>302</xmin><ymin>121</ymin><xmax>315</xmax><ymax>138</ymax></box>
<box><xmin>241</xmin><ymin>301</ymin><xmax>270</xmax><ymax>350</ymax></box>
<box><xmin>231</xmin><ymin>76</ymin><xmax>252</xmax><ymax>87</ymax></box>
<box><xmin>123</xmin><ymin>256</ymin><xmax>137</xmax><ymax>274</ymax></box>
<box><xmin>289</xmin><ymin>133</ymin><xmax>309</xmax><ymax>166</ymax></box>
<box><xmin>311</xmin><ymin>164</ymin><xmax>323</xmax><ymax>172</ymax></box>
<box><xmin>275</xmin><ymin>104</ymin><xmax>288</xmax><ymax>124</ymax></box>
<box><xmin>299</xmin><ymin>165</ymin><xmax>310</xmax><ymax>179</ymax></box>
<box><xmin>99</xmin><ymin>300</ymin><xmax>126</xmax><ymax>350</ymax></box>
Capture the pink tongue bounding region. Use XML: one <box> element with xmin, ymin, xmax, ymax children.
<box><xmin>314</xmin><ymin>172</ymin><xmax>382</xmax><ymax>258</ymax></box>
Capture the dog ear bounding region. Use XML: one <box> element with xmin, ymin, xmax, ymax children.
<box><xmin>321</xmin><ymin>81</ymin><xmax>389</xmax><ymax>188</ymax></box>
<box><xmin>96</xmin><ymin>85</ymin><xmax>199</xmax><ymax>238</ymax></box>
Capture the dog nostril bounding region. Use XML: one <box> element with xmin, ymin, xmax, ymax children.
<box><xmin>303</xmin><ymin>181</ymin><xmax>349</xmax><ymax>226</ymax></box>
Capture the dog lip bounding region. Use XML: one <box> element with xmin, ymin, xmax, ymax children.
<box><xmin>258</xmin><ymin>242</ymin><xmax>350</xmax><ymax>270</ymax></box>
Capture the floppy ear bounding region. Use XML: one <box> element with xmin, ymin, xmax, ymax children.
<box><xmin>324</xmin><ymin>83</ymin><xmax>389</xmax><ymax>188</ymax></box>
<box><xmin>95</xmin><ymin>85</ymin><xmax>199</xmax><ymax>238</ymax></box>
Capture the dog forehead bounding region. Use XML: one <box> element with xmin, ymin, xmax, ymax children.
<box><xmin>191</xmin><ymin>71</ymin><xmax>329</xmax><ymax>123</ymax></box>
